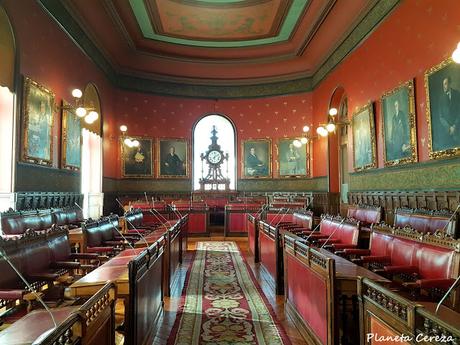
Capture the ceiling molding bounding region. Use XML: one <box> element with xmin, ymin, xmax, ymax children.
<box><xmin>37</xmin><ymin>0</ymin><xmax>400</xmax><ymax>99</ymax></box>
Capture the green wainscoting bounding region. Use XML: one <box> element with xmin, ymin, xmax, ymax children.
<box><xmin>349</xmin><ymin>158</ymin><xmax>460</xmax><ymax>192</ymax></box>
<box><xmin>15</xmin><ymin>163</ymin><xmax>80</xmax><ymax>192</ymax></box>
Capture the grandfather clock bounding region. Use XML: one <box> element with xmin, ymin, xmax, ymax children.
<box><xmin>199</xmin><ymin>126</ymin><xmax>230</xmax><ymax>191</ymax></box>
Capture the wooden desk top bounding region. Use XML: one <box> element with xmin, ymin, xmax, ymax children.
<box><xmin>0</xmin><ymin>307</ymin><xmax>77</xmax><ymax>345</ymax></box>
<box><xmin>69</xmin><ymin>248</ymin><xmax>145</xmax><ymax>297</ymax></box>
<box><xmin>417</xmin><ymin>302</ymin><xmax>460</xmax><ymax>330</ymax></box>
<box><xmin>318</xmin><ymin>248</ymin><xmax>390</xmax><ymax>284</ymax></box>
<box><xmin>68</xmin><ymin>227</ymin><xmax>82</xmax><ymax>234</ymax></box>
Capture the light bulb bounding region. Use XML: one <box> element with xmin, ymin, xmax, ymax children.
<box><xmin>75</xmin><ymin>107</ymin><xmax>87</xmax><ymax>118</ymax></box>
<box><xmin>124</xmin><ymin>138</ymin><xmax>133</xmax><ymax>147</ymax></box>
<box><xmin>326</xmin><ymin>123</ymin><xmax>336</xmax><ymax>132</ymax></box>
<box><xmin>329</xmin><ymin>107</ymin><xmax>338</xmax><ymax>116</ymax></box>
<box><xmin>316</xmin><ymin>126</ymin><xmax>328</xmax><ymax>137</ymax></box>
<box><xmin>120</xmin><ymin>125</ymin><xmax>128</xmax><ymax>132</ymax></box>
<box><xmin>300</xmin><ymin>137</ymin><xmax>308</xmax><ymax>144</ymax></box>
<box><xmin>293</xmin><ymin>139</ymin><xmax>302</xmax><ymax>148</ymax></box>
<box><xmin>84</xmin><ymin>116</ymin><xmax>95</xmax><ymax>124</ymax></box>
<box><xmin>452</xmin><ymin>48</ymin><xmax>460</xmax><ymax>64</ymax></box>
<box><xmin>302</xmin><ymin>125</ymin><xmax>310</xmax><ymax>132</ymax></box>
<box><xmin>132</xmin><ymin>140</ymin><xmax>140</xmax><ymax>147</ymax></box>
<box><xmin>71</xmin><ymin>89</ymin><xmax>82</xmax><ymax>98</ymax></box>
<box><xmin>88</xmin><ymin>111</ymin><xmax>98</xmax><ymax>121</ymax></box>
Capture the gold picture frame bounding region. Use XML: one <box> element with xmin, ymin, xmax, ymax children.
<box><xmin>121</xmin><ymin>137</ymin><xmax>153</xmax><ymax>178</ymax></box>
<box><xmin>424</xmin><ymin>57</ymin><xmax>460</xmax><ymax>159</ymax></box>
<box><xmin>381</xmin><ymin>80</ymin><xmax>418</xmax><ymax>167</ymax></box>
<box><xmin>61</xmin><ymin>100</ymin><xmax>82</xmax><ymax>171</ymax></box>
<box><xmin>351</xmin><ymin>102</ymin><xmax>377</xmax><ymax>172</ymax></box>
<box><xmin>276</xmin><ymin>137</ymin><xmax>310</xmax><ymax>177</ymax></box>
<box><xmin>21</xmin><ymin>77</ymin><xmax>55</xmax><ymax>166</ymax></box>
<box><xmin>157</xmin><ymin>138</ymin><xmax>189</xmax><ymax>179</ymax></box>
<box><xmin>241</xmin><ymin>138</ymin><xmax>272</xmax><ymax>179</ymax></box>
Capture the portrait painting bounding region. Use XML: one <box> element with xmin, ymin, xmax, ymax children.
<box><xmin>277</xmin><ymin>138</ymin><xmax>309</xmax><ymax>177</ymax></box>
<box><xmin>352</xmin><ymin>103</ymin><xmax>376</xmax><ymax>171</ymax></box>
<box><xmin>61</xmin><ymin>101</ymin><xmax>82</xmax><ymax>170</ymax></box>
<box><xmin>381</xmin><ymin>80</ymin><xmax>417</xmax><ymax>166</ymax></box>
<box><xmin>242</xmin><ymin>139</ymin><xmax>271</xmax><ymax>178</ymax></box>
<box><xmin>425</xmin><ymin>58</ymin><xmax>460</xmax><ymax>159</ymax></box>
<box><xmin>121</xmin><ymin>137</ymin><xmax>153</xmax><ymax>178</ymax></box>
<box><xmin>158</xmin><ymin>138</ymin><xmax>188</xmax><ymax>178</ymax></box>
<box><xmin>22</xmin><ymin>77</ymin><xmax>54</xmax><ymax>165</ymax></box>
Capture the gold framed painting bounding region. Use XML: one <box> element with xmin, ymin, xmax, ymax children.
<box><xmin>121</xmin><ymin>137</ymin><xmax>153</xmax><ymax>178</ymax></box>
<box><xmin>61</xmin><ymin>101</ymin><xmax>82</xmax><ymax>170</ymax></box>
<box><xmin>352</xmin><ymin>102</ymin><xmax>377</xmax><ymax>172</ymax></box>
<box><xmin>425</xmin><ymin>57</ymin><xmax>460</xmax><ymax>159</ymax></box>
<box><xmin>21</xmin><ymin>77</ymin><xmax>54</xmax><ymax>166</ymax></box>
<box><xmin>381</xmin><ymin>80</ymin><xmax>418</xmax><ymax>166</ymax></box>
<box><xmin>276</xmin><ymin>138</ymin><xmax>309</xmax><ymax>177</ymax></box>
<box><xmin>157</xmin><ymin>138</ymin><xmax>189</xmax><ymax>178</ymax></box>
<box><xmin>241</xmin><ymin>139</ymin><xmax>272</xmax><ymax>178</ymax></box>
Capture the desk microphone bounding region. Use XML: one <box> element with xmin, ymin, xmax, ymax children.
<box><xmin>438</xmin><ymin>204</ymin><xmax>460</xmax><ymax>236</ymax></box>
<box><xmin>304</xmin><ymin>220</ymin><xmax>322</xmax><ymax>242</ymax></box>
<box><xmin>275</xmin><ymin>208</ymin><xmax>292</xmax><ymax>227</ymax></box>
<box><xmin>114</xmin><ymin>199</ymin><xmax>150</xmax><ymax>248</ymax></box>
<box><xmin>435</xmin><ymin>275</ymin><xmax>460</xmax><ymax>314</ymax></box>
<box><xmin>320</xmin><ymin>219</ymin><xmax>345</xmax><ymax>249</ymax></box>
<box><xmin>0</xmin><ymin>249</ymin><xmax>57</xmax><ymax>342</ymax></box>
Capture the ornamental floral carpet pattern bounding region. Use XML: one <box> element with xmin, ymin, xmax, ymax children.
<box><xmin>169</xmin><ymin>241</ymin><xmax>290</xmax><ymax>345</ymax></box>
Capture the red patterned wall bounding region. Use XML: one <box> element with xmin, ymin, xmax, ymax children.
<box><xmin>3</xmin><ymin>0</ymin><xmax>117</xmax><ymax>177</ymax></box>
<box><xmin>108</xmin><ymin>90</ymin><xmax>313</xmax><ymax>179</ymax></box>
<box><xmin>312</xmin><ymin>0</ymin><xmax>460</xmax><ymax>175</ymax></box>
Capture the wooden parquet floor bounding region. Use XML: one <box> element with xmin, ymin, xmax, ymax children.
<box><xmin>152</xmin><ymin>236</ymin><xmax>309</xmax><ymax>345</ymax></box>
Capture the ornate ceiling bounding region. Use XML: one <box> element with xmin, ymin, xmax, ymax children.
<box><xmin>39</xmin><ymin>0</ymin><xmax>400</xmax><ymax>97</ymax></box>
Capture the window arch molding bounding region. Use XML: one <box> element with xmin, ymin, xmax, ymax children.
<box><xmin>192</xmin><ymin>113</ymin><xmax>237</xmax><ymax>191</ymax></box>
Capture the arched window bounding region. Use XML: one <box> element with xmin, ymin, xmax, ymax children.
<box><xmin>193</xmin><ymin>114</ymin><xmax>236</xmax><ymax>190</ymax></box>
<box><xmin>0</xmin><ymin>5</ymin><xmax>16</xmax><ymax>211</ymax></box>
<box><xmin>81</xmin><ymin>83</ymin><xmax>103</xmax><ymax>218</ymax></box>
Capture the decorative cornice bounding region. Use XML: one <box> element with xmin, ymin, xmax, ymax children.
<box><xmin>38</xmin><ymin>0</ymin><xmax>400</xmax><ymax>99</ymax></box>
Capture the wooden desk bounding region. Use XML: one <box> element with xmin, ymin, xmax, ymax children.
<box><xmin>0</xmin><ymin>307</ymin><xmax>77</xmax><ymax>345</ymax></box>
<box><xmin>68</xmin><ymin>227</ymin><xmax>85</xmax><ymax>253</ymax></box>
<box><xmin>69</xmin><ymin>248</ymin><xmax>144</xmax><ymax>297</ymax></box>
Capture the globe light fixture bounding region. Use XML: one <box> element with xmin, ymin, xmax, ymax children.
<box><xmin>71</xmin><ymin>88</ymin><xmax>83</xmax><ymax>98</ymax></box>
<box><xmin>120</xmin><ymin>125</ymin><xmax>128</xmax><ymax>132</ymax></box>
<box><xmin>300</xmin><ymin>137</ymin><xmax>308</xmax><ymax>144</ymax></box>
<box><xmin>452</xmin><ymin>42</ymin><xmax>460</xmax><ymax>63</ymax></box>
<box><xmin>303</xmin><ymin>125</ymin><xmax>310</xmax><ymax>132</ymax></box>
<box><xmin>293</xmin><ymin>139</ymin><xmax>302</xmax><ymax>148</ymax></box>
<box><xmin>326</xmin><ymin>123</ymin><xmax>336</xmax><ymax>132</ymax></box>
<box><xmin>316</xmin><ymin>126</ymin><xmax>328</xmax><ymax>137</ymax></box>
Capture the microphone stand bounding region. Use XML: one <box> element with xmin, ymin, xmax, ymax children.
<box><xmin>435</xmin><ymin>275</ymin><xmax>460</xmax><ymax>314</ymax></box>
<box><xmin>114</xmin><ymin>199</ymin><xmax>150</xmax><ymax>248</ymax></box>
<box><xmin>304</xmin><ymin>221</ymin><xmax>322</xmax><ymax>242</ymax></box>
<box><xmin>0</xmin><ymin>249</ymin><xmax>57</xmax><ymax>340</ymax></box>
<box><xmin>275</xmin><ymin>208</ymin><xmax>292</xmax><ymax>227</ymax></box>
<box><xmin>438</xmin><ymin>204</ymin><xmax>460</xmax><ymax>236</ymax></box>
<box><xmin>320</xmin><ymin>219</ymin><xmax>345</xmax><ymax>249</ymax></box>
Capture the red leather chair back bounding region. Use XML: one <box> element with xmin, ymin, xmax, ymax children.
<box><xmin>389</xmin><ymin>237</ymin><xmax>418</xmax><ymax>267</ymax></box>
<box><xmin>0</xmin><ymin>253</ymin><xmax>24</xmax><ymax>288</ymax></box>
<box><xmin>47</xmin><ymin>232</ymin><xmax>72</xmax><ymax>262</ymax></box>
<box><xmin>292</xmin><ymin>212</ymin><xmax>313</xmax><ymax>230</ymax></box>
<box><xmin>370</xmin><ymin>232</ymin><xmax>393</xmax><ymax>256</ymax></box>
<box><xmin>21</xmin><ymin>214</ymin><xmax>43</xmax><ymax>231</ymax></box>
<box><xmin>394</xmin><ymin>209</ymin><xmax>454</xmax><ymax>235</ymax></box>
<box><xmin>52</xmin><ymin>210</ymin><xmax>68</xmax><ymax>226</ymax></box>
<box><xmin>319</xmin><ymin>218</ymin><xmax>337</xmax><ymax>237</ymax></box>
<box><xmin>266</xmin><ymin>212</ymin><xmax>293</xmax><ymax>225</ymax></box>
<box><xmin>84</xmin><ymin>221</ymin><xmax>103</xmax><ymax>247</ymax></box>
<box><xmin>1</xmin><ymin>216</ymin><xmax>24</xmax><ymax>235</ymax></box>
<box><xmin>416</xmin><ymin>244</ymin><xmax>454</xmax><ymax>280</ymax></box>
<box><xmin>336</xmin><ymin>223</ymin><xmax>359</xmax><ymax>246</ymax></box>
<box><xmin>348</xmin><ymin>205</ymin><xmax>381</xmax><ymax>225</ymax></box>
<box><xmin>40</xmin><ymin>213</ymin><xmax>53</xmax><ymax>229</ymax></box>
<box><xmin>24</xmin><ymin>241</ymin><xmax>52</xmax><ymax>276</ymax></box>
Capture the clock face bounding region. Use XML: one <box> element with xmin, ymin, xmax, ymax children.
<box><xmin>207</xmin><ymin>150</ymin><xmax>222</xmax><ymax>164</ymax></box>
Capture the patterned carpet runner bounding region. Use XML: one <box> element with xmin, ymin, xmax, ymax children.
<box><xmin>168</xmin><ymin>241</ymin><xmax>291</xmax><ymax>345</ymax></box>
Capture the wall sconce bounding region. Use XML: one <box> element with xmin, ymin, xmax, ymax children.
<box><xmin>293</xmin><ymin>124</ymin><xmax>316</xmax><ymax>147</ymax></box>
<box><xmin>452</xmin><ymin>42</ymin><xmax>460</xmax><ymax>63</ymax></box>
<box><xmin>60</xmin><ymin>88</ymin><xmax>99</xmax><ymax>124</ymax></box>
<box><xmin>315</xmin><ymin>107</ymin><xmax>349</xmax><ymax>137</ymax></box>
<box><xmin>120</xmin><ymin>125</ymin><xmax>139</xmax><ymax>148</ymax></box>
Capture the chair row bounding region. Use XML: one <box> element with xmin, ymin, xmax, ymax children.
<box><xmin>347</xmin><ymin>204</ymin><xmax>458</xmax><ymax>238</ymax></box>
<box><xmin>340</xmin><ymin>224</ymin><xmax>460</xmax><ymax>308</ymax></box>
<box><xmin>1</xmin><ymin>206</ymin><xmax>84</xmax><ymax>236</ymax></box>
<box><xmin>0</xmin><ymin>226</ymin><xmax>98</xmax><ymax>312</ymax></box>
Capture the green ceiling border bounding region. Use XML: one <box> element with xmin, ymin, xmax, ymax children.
<box><xmin>129</xmin><ymin>0</ymin><xmax>308</xmax><ymax>48</ymax></box>
<box><xmin>38</xmin><ymin>0</ymin><xmax>399</xmax><ymax>99</ymax></box>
